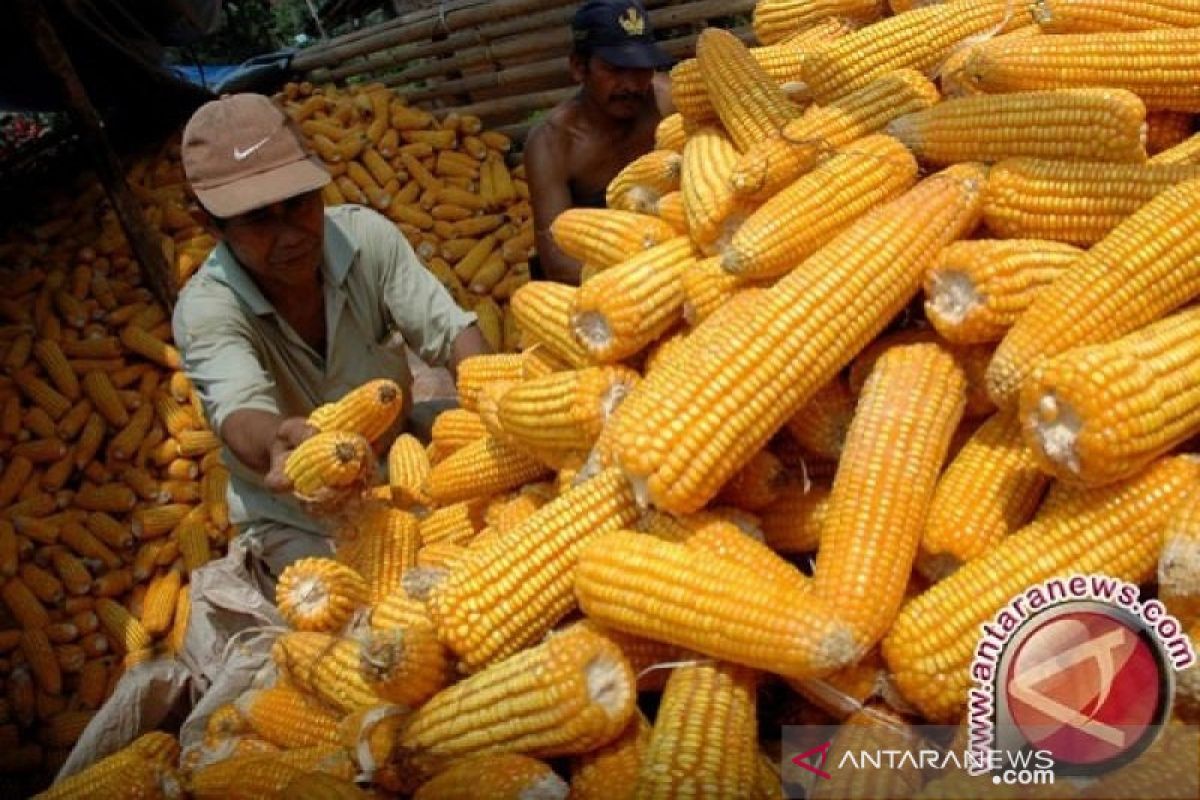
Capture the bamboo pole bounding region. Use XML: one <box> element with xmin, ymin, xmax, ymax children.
<box><xmin>292</xmin><ymin>0</ymin><xmax>569</xmax><ymax>71</ymax></box>
<box><xmin>386</xmin><ymin>26</ymin><xmax>574</xmax><ymax>86</ymax></box>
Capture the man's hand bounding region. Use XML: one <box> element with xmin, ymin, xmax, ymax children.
<box><xmin>264</xmin><ymin>417</ymin><xmax>319</xmax><ymax>493</ymax></box>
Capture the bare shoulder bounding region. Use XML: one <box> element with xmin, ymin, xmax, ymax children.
<box><xmin>527</xmin><ymin>100</ymin><xmax>576</xmax><ymax>156</ymax></box>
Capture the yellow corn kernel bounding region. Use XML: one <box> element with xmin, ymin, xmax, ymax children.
<box><xmin>308</xmin><ymin>378</ymin><xmax>404</xmax><ymax>444</ymax></box>
<box><xmin>753</xmin><ymin>0</ymin><xmax>881</xmax><ymax>44</ymax></box>
<box><xmin>606</xmin><ymin>151</ymin><xmax>682</xmax><ymax>214</ymax></box>
<box><xmin>336</xmin><ymin>504</ymin><xmax>421</xmax><ymax>604</ymax></box>
<box><xmin>95</xmin><ymin>598</ymin><xmax>151</xmax><ymax>655</ymax></box>
<box><xmin>284</xmin><ymin>431</ymin><xmax>373</xmax><ymax>504</ymax></box>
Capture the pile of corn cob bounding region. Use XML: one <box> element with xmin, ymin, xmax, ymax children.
<box><xmin>31</xmin><ymin>0</ymin><xmax>1200</xmax><ymax>796</ymax></box>
<box><xmin>0</xmin><ymin>163</ymin><xmax>233</xmax><ymax>790</ymax></box>
<box><xmin>277</xmin><ymin>81</ymin><xmax>534</xmax><ymax>353</ymax></box>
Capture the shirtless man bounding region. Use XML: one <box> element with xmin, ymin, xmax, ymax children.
<box><xmin>524</xmin><ymin>0</ymin><xmax>674</xmax><ymax>284</ymax></box>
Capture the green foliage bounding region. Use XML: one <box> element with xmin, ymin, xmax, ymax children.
<box><xmin>181</xmin><ymin>0</ymin><xmax>316</xmax><ymax>63</ymax></box>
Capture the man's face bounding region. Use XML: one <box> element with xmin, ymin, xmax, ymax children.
<box><xmin>215</xmin><ymin>190</ymin><xmax>325</xmax><ymax>285</ymax></box>
<box><xmin>576</xmin><ymin>55</ymin><xmax>654</xmax><ymax>120</ymax></box>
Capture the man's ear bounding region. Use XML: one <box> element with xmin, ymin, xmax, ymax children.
<box><xmin>569</xmin><ymin>53</ymin><xmax>588</xmax><ymax>84</ymax></box>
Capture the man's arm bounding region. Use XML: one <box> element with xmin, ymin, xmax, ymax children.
<box><xmin>524</xmin><ymin>123</ymin><xmax>584</xmax><ymax>285</ymax></box>
<box><xmin>448</xmin><ymin>325</ymin><xmax>491</xmax><ymax>378</ymax></box>
<box><xmin>221</xmin><ymin>411</ymin><xmax>317</xmax><ymax>491</ymax></box>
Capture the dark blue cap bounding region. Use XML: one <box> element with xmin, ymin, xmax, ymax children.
<box><xmin>571</xmin><ymin>0</ymin><xmax>674</xmax><ymax>70</ymax></box>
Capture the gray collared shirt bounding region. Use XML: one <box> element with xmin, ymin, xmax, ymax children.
<box><xmin>172</xmin><ymin>205</ymin><xmax>475</xmax><ymax>535</ymax></box>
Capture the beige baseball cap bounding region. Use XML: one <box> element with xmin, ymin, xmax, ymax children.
<box><xmin>182</xmin><ymin>93</ymin><xmax>330</xmax><ymax>219</ymax></box>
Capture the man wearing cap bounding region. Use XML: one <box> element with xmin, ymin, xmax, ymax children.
<box><xmin>173</xmin><ymin>93</ymin><xmax>489</xmax><ymax>584</ymax></box>
<box><xmin>523</xmin><ymin>0</ymin><xmax>674</xmax><ymax>285</ymax></box>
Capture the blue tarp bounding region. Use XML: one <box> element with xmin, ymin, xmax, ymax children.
<box><xmin>170</xmin><ymin>64</ymin><xmax>242</xmax><ymax>91</ymax></box>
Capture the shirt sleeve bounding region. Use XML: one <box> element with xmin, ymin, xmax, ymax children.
<box><xmin>352</xmin><ymin>207</ymin><xmax>477</xmax><ymax>367</ymax></box>
<box><xmin>172</xmin><ymin>289</ymin><xmax>280</xmax><ymax>434</ymax></box>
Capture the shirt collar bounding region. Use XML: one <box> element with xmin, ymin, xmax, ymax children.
<box><xmin>204</xmin><ymin>211</ymin><xmax>359</xmax><ymax>317</ymax></box>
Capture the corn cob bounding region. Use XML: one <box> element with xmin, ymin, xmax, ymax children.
<box><xmin>236</xmin><ymin>685</ymin><xmax>343</xmax><ymax>749</ymax></box>
<box><xmin>191</xmin><ymin>747</ymin><xmax>355</xmax><ymax>800</ymax></box>
<box><xmin>655</xmin><ymin>113</ymin><xmax>689</xmax><ymax>151</ymax></box>
<box><xmin>496</xmin><ymin>367</ymin><xmax>638</xmax><ymax>465</ymax></box>
<box><xmin>572</xmin><ymin>238</ymin><xmax>695</xmax><ymax>363</ymax></box>
<box><xmin>610</xmin><ymin>165</ymin><xmax>985</xmax><ymax>513</ymax></box>
<box><xmin>140</xmin><ymin>568</ymin><xmax>181</xmax><ymax>636</ymax></box>
<box><xmin>455</xmin><ymin>354</ymin><xmax>525</xmax><ymax>413</ymax></box>
<box><xmin>167</xmin><ymin>589</ymin><xmax>190</xmax><ymax>654</ymax></box>
<box><xmin>550</xmin><ymin>209</ymin><xmax>679</xmax><ymax>273</ymax></box>
<box><xmin>634</xmin><ymin>661</ymin><xmax>760</xmax><ymax>800</ymax></box>
<box><xmin>1152</xmin><ymin>133</ymin><xmax>1200</xmax><ymax>165</ymax></box>
<box><xmin>413</xmin><ymin>754</ymin><xmax>567</xmax><ymax>800</ymax></box>
<box><xmin>309</xmin><ymin>378</ymin><xmax>403</xmax><ymax>444</ymax></box>
<box><xmin>22</xmin><ymin>628</ymin><xmax>61</xmax><ymax>695</ymax></box>
<box><xmin>804</xmin><ymin>707</ymin><xmax>924</xmax><ymax>799</ymax></box>
<box><xmin>724</xmin><ymin>135</ymin><xmax>918</xmax><ymax>279</ymax></box>
<box><xmin>76</xmin><ymin>658</ymin><xmax>108</xmax><ymax>709</ymax></box>
<box><xmin>680</xmin><ymin>260</ymin><xmax>750</xmax><ymax>327</ymax></box>
<box><xmin>336</xmin><ymin>504</ymin><xmax>420</xmax><ymax>604</ymax></box>
<box><xmin>918</xmin><ymin>411</ymin><xmax>1048</xmax><ymax>580</ymax></box>
<box><xmin>890</xmin><ymin>88</ymin><xmax>1148</xmax><ymax>166</ymax></box>
<box><xmin>1159</xmin><ymin>488</ymin><xmax>1200</xmax><ymax>629</ymax></box>
<box><xmin>132</xmin><ymin>503</ymin><xmax>190</xmax><ymax>539</ymax></box>
<box><xmin>271</xmin><ymin>632</ymin><xmax>380</xmax><ymax>714</ymax></box>
<box><xmin>16</xmin><ymin>370</ymin><xmax>72</xmax><ymax>420</ymax></box>
<box><xmin>429</xmin><ymin>468</ymin><xmax>637</xmax><ymax>670</ymax></box>
<box><xmin>680</xmin><ymin>127</ymin><xmax>743</xmax><ymax>254</ymax></box>
<box><xmin>35</xmin><ymin>740</ymin><xmax>177</xmax><ymax>799</ymax></box>
<box><xmin>697</xmin><ymin>28</ymin><xmax>800</xmax><ymax>151</ymax></box>
<box><xmin>284</xmin><ymin>772</ymin><xmax>372</xmax><ymax>800</ymax></box>
<box><xmin>176</xmin><ymin>429</ymin><xmax>220</xmax><ymax>457</ymax></box>
<box><xmin>964</xmin><ymin>27</ymin><xmax>1200</xmax><ymax>112</ymax></box>
<box><xmin>986</xmin><ymin>175</ymin><xmax>1200</xmax><ymax>408</ymax></box>
<box><xmin>276</xmin><ymin>557</ymin><xmax>368</xmax><ymax>632</ymax></box>
<box><xmin>510</xmin><ymin>283</ymin><xmax>591</xmax><ymax>368</ymax></box>
<box><xmin>3</xmin><ymin>577</ymin><xmax>50</xmax><ymax>629</ymax></box>
<box><xmin>569</xmin><ymin>713</ymin><xmax>650</xmax><ymax>800</ymax></box>
<box><xmin>924</xmin><ymin>239</ymin><xmax>1083</xmax><ymax>344</ymax></box>
<box><xmin>395</xmin><ymin>624</ymin><xmax>635</xmax><ymax>787</ymax></box>
<box><xmin>425</xmin><ymin>435</ymin><xmax>550</xmax><ymax>505</ymax></box>
<box><xmin>33</xmin><ymin>339</ymin><xmax>80</xmax><ymax>401</ymax></box>
<box><xmin>981</xmin><ymin>158</ymin><xmax>1200</xmax><ymax>245</ymax></box>
<box><xmin>387</xmin><ymin>432</ymin><xmax>432</xmax><ymax>508</ymax></box>
<box><xmin>81</xmin><ymin>370</ymin><xmax>127</xmax><ymax>427</ymax></box>
<box><xmin>417</xmin><ymin>500</ymin><xmax>486</xmax><ymax>547</ymax></box>
<box><xmin>1021</xmin><ymin>306</ymin><xmax>1200</xmax><ymax>485</ymax></box>
<box><xmin>884</xmin><ymin>455</ymin><xmax>1200</xmax><ymax>721</ymax></box>
<box><xmin>715</xmin><ymin>450</ymin><xmax>788</xmax><ymax>512</ymax></box>
<box><xmin>119</xmin><ymin>324</ymin><xmax>182</xmax><ymax>369</ymax></box>
<box><xmin>760</xmin><ymin>480</ymin><xmax>830</xmax><ymax>554</ymax></box>
<box><xmin>96</xmin><ymin>598</ymin><xmax>151</xmax><ymax>655</ymax></box>
<box><xmin>801</xmin><ymin>0</ymin><xmax>1029</xmax><ymax>102</ymax></box>
<box><xmin>1031</xmin><ymin>0</ymin><xmax>1200</xmax><ymax>32</ymax></box>
<box><xmin>606</xmin><ymin>151</ymin><xmax>682</xmax><ymax>214</ymax></box>
<box><xmin>576</xmin><ymin>530</ymin><xmax>854</xmax><ymax>677</ymax></box>
<box><xmin>430</xmin><ymin>409</ymin><xmax>488</xmax><ymax>456</ymax></box>
<box><xmin>360</xmin><ymin>617</ymin><xmax>451</xmax><ymax>707</ymax></box>
<box><xmin>283</xmin><ymin>431</ymin><xmax>373</xmax><ymax>503</ymax></box>
<box><xmin>783</xmin><ymin>378</ymin><xmax>856</xmax><ymax>461</ymax></box>
<box><xmin>752</xmin><ymin>0</ymin><xmax>882</xmax><ymax>45</ymax></box>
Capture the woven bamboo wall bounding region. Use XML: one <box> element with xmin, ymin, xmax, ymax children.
<box><xmin>292</xmin><ymin>0</ymin><xmax>753</xmax><ymax>142</ymax></box>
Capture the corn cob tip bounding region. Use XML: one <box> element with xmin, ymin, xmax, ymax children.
<box><xmin>571</xmin><ymin>312</ymin><xmax>611</xmax><ymax>354</ymax></box>
<box><xmin>1159</xmin><ymin>535</ymin><xmax>1200</xmax><ymax>602</ymax></box>
<box><xmin>401</xmin><ymin>567</ymin><xmax>448</xmax><ymax>601</ymax></box>
<box><xmin>915</xmin><ymin>551</ymin><xmax>962</xmax><ymax>584</ymax></box>
<box><xmin>1023</xmin><ymin>390</ymin><xmax>1082</xmax><ymax>477</ymax></box>
<box><xmin>924</xmin><ymin>269</ymin><xmax>978</xmax><ymax>328</ymax></box>
<box><xmin>583</xmin><ymin>646</ymin><xmax>634</xmax><ymax>718</ymax></box>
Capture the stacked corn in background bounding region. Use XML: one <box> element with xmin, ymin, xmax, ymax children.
<box><xmin>24</xmin><ymin>0</ymin><xmax>1200</xmax><ymax>797</ymax></box>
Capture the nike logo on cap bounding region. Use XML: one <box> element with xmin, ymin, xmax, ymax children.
<box><xmin>233</xmin><ymin>136</ymin><xmax>271</xmax><ymax>161</ymax></box>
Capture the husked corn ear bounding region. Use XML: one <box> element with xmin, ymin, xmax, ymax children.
<box><xmin>1031</xmin><ymin>0</ymin><xmax>1200</xmax><ymax>32</ymax></box>
<box><xmin>271</xmin><ymin>632</ymin><xmax>379</xmax><ymax>714</ymax></box>
<box><xmin>550</xmin><ymin>209</ymin><xmax>678</xmax><ymax>271</ymax></box>
<box><xmin>806</xmin><ymin>344</ymin><xmax>966</xmax><ymax>661</ymax></box>
<box><xmin>681</xmin><ymin>127</ymin><xmax>742</xmax><ymax>254</ymax></box>
<box><xmin>753</xmin><ymin>0</ymin><xmax>882</xmax><ymax>45</ymax></box>
<box><xmin>511</xmin><ymin>283</ymin><xmax>591</xmax><ymax>368</ymax></box>
<box><xmin>140</xmin><ymin>568</ymin><xmax>181</xmax><ymax>636</ymax></box>
<box><xmin>918</xmin><ymin>411</ymin><xmax>1048</xmax><ymax>580</ymax></box>
<box><xmin>396</xmin><ymin>624</ymin><xmax>635</xmax><ymax>786</ymax></box>
<box><xmin>283</xmin><ymin>431</ymin><xmax>373</xmax><ymax>503</ymax></box>
<box><xmin>418</xmin><ymin>500</ymin><xmax>486</xmax><ymax>545</ymax></box>
<box><xmin>191</xmin><ymin>747</ymin><xmax>355</xmax><ymax>799</ymax></box>
<box><xmin>22</xmin><ymin>628</ymin><xmax>61</xmax><ymax>695</ymax></box>
<box><xmin>576</xmin><ymin>530</ymin><xmax>846</xmax><ymax>677</ymax></box>
<box><xmin>889</xmin><ymin>88</ymin><xmax>1149</xmax><ymax>165</ymax></box>
<box><xmin>697</xmin><ymin>28</ymin><xmax>801</xmax><ymax>151</ymax></box>
<box><xmin>884</xmin><ymin>456</ymin><xmax>1200</xmax><ymax>721</ymax></box>
<box><xmin>569</xmin><ymin>713</ymin><xmax>650</xmax><ymax>800</ymax></box>
<box><xmin>681</xmin><ymin>260</ymin><xmax>751</xmax><ymax>327</ymax></box>
<box><xmin>370</xmin><ymin>589</ymin><xmax>435</xmax><ymax>631</ymax></box>
<box><xmin>429</xmin><ymin>468</ymin><xmax>638</xmax><ymax>670</ymax></box>
<box><xmin>805</xmin><ymin>708</ymin><xmax>923</xmax><ymax>799</ymax></box>
<box><xmin>455</xmin><ymin>354</ymin><xmax>525</xmax><ymax>413</ymax></box>
<box><xmin>308</xmin><ymin>378</ymin><xmax>403</xmax><ymax>443</ymax></box>
<box><xmin>606</xmin><ymin>151</ymin><xmax>682</xmax><ymax>214</ymax></box>
<box><xmin>801</xmin><ymin>0</ymin><xmax>1030</xmax><ymax>102</ymax></box>
<box><xmin>610</xmin><ymin>165</ymin><xmax>986</xmax><ymax>514</ymax></box>
<box><xmin>981</xmin><ymin>158</ymin><xmax>1200</xmax><ymax>245</ymax></box>
<box><xmin>924</xmin><ymin>239</ymin><xmax>1083</xmax><ymax>344</ymax></box>
<box><xmin>36</xmin><ymin>738</ymin><xmax>177</xmax><ymax>799</ymax></box>
<box><xmin>336</xmin><ymin>504</ymin><xmax>421</xmax><ymax>604</ymax></box>
<box><xmin>655</xmin><ymin>192</ymin><xmax>687</xmax><ymax>235</ymax></box>
<box><xmin>724</xmin><ymin>135</ymin><xmax>918</xmax><ymax>279</ymax></box>
<box><xmin>761</xmin><ymin>480</ymin><xmax>831</xmax><ymax>554</ymax></box>
<box><xmin>1159</xmin><ymin>487</ymin><xmax>1200</xmax><ymax>628</ymax></box>
<box><xmin>716</xmin><ymin>450</ymin><xmax>788</xmax><ymax>511</ymax></box>
<box><xmin>276</xmin><ymin>558</ymin><xmax>369</xmax><ymax>632</ymax></box>
<box><xmin>426</xmin><ymin>435</ymin><xmax>551</xmax><ymax>505</ymax></box>
<box><xmin>655</xmin><ymin>113</ymin><xmax>689</xmax><ymax>151</ymax></box>
<box><xmin>1152</xmin><ymin>133</ymin><xmax>1200</xmax><ymax>165</ymax></box>
<box><xmin>634</xmin><ymin>661</ymin><xmax>760</xmax><ymax>800</ymax></box>
<box><xmin>986</xmin><ymin>175</ymin><xmax>1200</xmax><ymax>408</ymax></box>
<box><xmin>497</xmin><ymin>367</ymin><xmax>639</xmax><ymax>463</ymax></box>
<box><xmin>284</xmin><ymin>772</ymin><xmax>372</xmax><ymax>800</ymax></box>
<box><xmin>1021</xmin><ymin>306</ymin><xmax>1200</xmax><ymax>485</ymax></box>
<box><xmin>96</xmin><ymin>598</ymin><xmax>150</xmax><ymax>655</ymax></box>
<box><xmin>388</xmin><ymin>433</ymin><xmax>432</xmax><ymax>508</ymax></box>
<box><xmin>572</xmin><ymin>238</ymin><xmax>696</xmax><ymax>364</ymax></box>
<box><xmin>964</xmin><ymin>27</ymin><xmax>1200</xmax><ymax>112</ymax></box>
<box><xmin>360</xmin><ymin>621</ymin><xmax>451</xmax><ymax>708</ymax></box>
<box><xmin>784</xmin><ymin>378</ymin><xmax>856</xmax><ymax>460</ymax></box>
<box><xmin>413</xmin><ymin>754</ymin><xmax>567</xmax><ymax>800</ymax></box>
